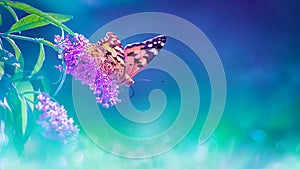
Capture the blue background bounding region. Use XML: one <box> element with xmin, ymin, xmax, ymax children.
<box><xmin>1</xmin><ymin>0</ymin><xmax>300</xmax><ymax>168</ymax></box>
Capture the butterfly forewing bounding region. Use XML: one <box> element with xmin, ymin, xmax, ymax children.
<box><xmin>85</xmin><ymin>33</ymin><xmax>166</xmax><ymax>86</ymax></box>
<box><xmin>124</xmin><ymin>35</ymin><xmax>167</xmax><ymax>78</ymax></box>
<box><xmin>98</xmin><ymin>32</ymin><xmax>125</xmax><ymax>60</ymax></box>
<box><xmin>91</xmin><ymin>32</ymin><xmax>127</xmax><ymax>82</ymax></box>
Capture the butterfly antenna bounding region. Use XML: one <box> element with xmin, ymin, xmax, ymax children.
<box><xmin>140</xmin><ymin>78</ymin><xmax>166</xmax><ymax>83</ymax></box>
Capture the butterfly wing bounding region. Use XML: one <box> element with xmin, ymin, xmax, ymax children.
<box><xmin>85</xmin><ymin>33</ymin><xmax>167</xmax><ymax>86</ymax></box>
<box><xmin>97</xmin><ymin>32</ymin><xmax>125</xmax><ymax>61</ymax></box>
<box><xmin>124</xmin><ymin>35</ymin><xmax>167</xmax><ymax>78</ymax></box>
<box><xmin>85</xmin><ymin>32</ymin><xmax>128</xmax><ymax>82</ymax></box>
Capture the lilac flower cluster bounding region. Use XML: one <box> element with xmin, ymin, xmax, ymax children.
<box><xmin>54</xmin><ymin>33</ymin><xmax>89</xmax><ymax>74</ymax></box>
<box><xmin>36</xmin><ymin>93</ymin><xmax>79</xmax><ymax>144</ymax></box>
<box><xmin>54</xmin><ymin>34</ymin><xmax>120</xmax><ymax>107</ymax></box>
<box><xmin>72</xmin><ymin>54</ymin><xmax>121</xmax><ymax>107</ymax></box>
<box><xmin>72</xmin><ymin>53</ymin><xmax>97</xmax><ymax>86</ymax></box>
<box><xmin>93</xmin><ymin>70</ymin><xmax>121</xmax><ymax>108</ymax></box>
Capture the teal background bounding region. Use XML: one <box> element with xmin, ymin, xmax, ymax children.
<box><xmin>0</xmin><ymin>0</ymin><xmax>299</xmax><ymax>168</ymax></box>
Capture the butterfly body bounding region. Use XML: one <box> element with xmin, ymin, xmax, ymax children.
<box><xmin>85</xmin><ymin>32</ymin><xmax>166</xmax><ymax>86</ymax></box>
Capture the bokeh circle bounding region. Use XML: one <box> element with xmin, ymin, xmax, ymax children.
<box><xmin>73</xmin><ymin>12</ymin><xmax>226</xmax><ymax>158</ymax></box>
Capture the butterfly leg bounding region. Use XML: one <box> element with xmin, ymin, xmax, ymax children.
<box><xmin>129</xmin><ymin>85</ymin><xmax>135</xmax><ymax>99</ymax></box>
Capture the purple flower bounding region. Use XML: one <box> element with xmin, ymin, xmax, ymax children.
<box><xmin>72</xmin><ymin>53</ymin><xmax>97</xmax><ymax>86</ymax></box>
<box><xmin>72</xmin><ymin>53</ymin><xmax>121</xmax><ymax>107</ymax></box>
<box><xmin>54</xmin><ymin>33</ymin><xmax>121</xmax><ymax>108</ymax></box>
<box><xmin>92</xmin><ymin>70</ymin><xmax>121</xmax><ymax>108</ymax></box>
<box><xmin>36</xmin><ymin>93</ymin><xmax>79</xmax><ymax>144</ymax></box>
<box><xmin>54</xmin><ymin>33</ymin><xmax>89</xmax><ymax>74</ymax></box>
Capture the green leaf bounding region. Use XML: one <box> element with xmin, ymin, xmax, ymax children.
<box><xmin>15</xmin><ymin>81</ymin><xmax>34</xmax><ymax>109</ymax></box>
<box><xmin>15</xmin><ymin>81</ymin><xmax>34</xmax><ymax>141</ymax></box>
<box><xmin>0</xmin><ymin>63</ymin><xmax>3</xmax><ymax>76</ymax></box>
<box><xmin>0</xmin><ymin>74</ymin><xmax>11</xmax><ymax>101</ymax></box>
<box><xmin>30</xmin><ymin>43</ymin><xmax>45</xmax><ymax>77</ymax></box>
<box><xmin>0</xmin><ymin>14</ymin><xmax>2</xmax><ymax>27</ymax></box>
<box><xmin>20</xmin><ymin>97</ymin><xmax>27</xmax><ymax>135</ymax></box>
<box><xmin>8</xmin><ymin>13</ymin><xmax>73</xmax><ymax>33</ymax></box>
<box><xmin>23</xmin><ymin>100</ymin><xmax>35</xmax><ymax>142</ymax></box>
<box><xmin>2</xmin><ymin>5</ymin><xmax>18</xmax><ymax>22</ymax></box>
<box><xmin>15</xmin><ymin>81</ymin><xmax>34</xmax><ymax>133</ymax></box>
<box><xmin>0</xmin><ymin>1</ymin><xmax>74</xmax><ymax>35</ymax></box>
<box><xmin>2</xmin><ymin>37</ymin><xmax>24</xmax><ymax>71</ymax></box>
<box><xmin>5</xmin><ymin>82</ymin><xmax>25</xmax><ymax>155</ymax></box>
<box><xmin>0</xmin><ymin>102</ymin><xmax>8</xmax><ymax>154</ymax></box>
<box><xmin>4</xmin><ymin>80</ymin><xmax>36</xmax><ymax>155</ymax></box>
<box><xmin>0</xmin><ymin>102</ymin><xmax>5</xmax><ymax>121</ymax></box>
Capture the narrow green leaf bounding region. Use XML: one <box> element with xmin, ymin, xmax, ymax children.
<box><xmin>0</xmin><ymin>14</ymin><xmax>2</xmax><ymax>27</ymax></box>
<box><xmin>12</xmin><ymin>81</ymin><xmax>35</xmax><ymax>144</ymax></box>
<box><xmin>2</xmin><ymin>5</ymin><xmax>19</xmax><ymax>22</ymax></box>
<box><xmin>15</xmin><ymin>81</ymin><xmax>34</xmax><ymax>109</ymax></box>
<box><xmin>5</xmin><ymin>82</ymin><xmax>24</xmax><ymax>155</ymax></box>
<box><xmin>15</xmin><ymin>81</ymin><xmax>34</xmax><ymax>134</ymax></box>
<box><xmin>23</xmin><ymin>100</ymin><xmax>35</xmax><ymax>142</ymax></box>
<box><xmin>0</xmin><ymin>63</ymin><xmax>3</xmax><ymax>76</ymax></box>
<box><xmin>0</xmin><ymin>102</ymin><xmax>5</xmax><ymax>121</ymax></box>
<box><xmin>0</xmin><ymin>73</ymin><xmax>11</xmax><ymax>101</ymax></box>
<box><xmin>0</xmin><ymin>103</ymin><xmax>8</xmax><ymax>154</ymax></box>
<box><xmin>8</xmin><ymin>13</ymin><xmax>73</xmax><ymax>33</ymax></box>
<box><xmin>0</xmin><ymin>37</ymin><xmax>3</xmax><ymax>49</ymax></box>
<box><xmin>2</xmin><ymin>37</ymin><xmax>24</xmax><ymax>71</ymax></box>
<box><xmin>20</xmin><ymin>96</ymin><xmax>27</xmax><ymax>135</ymax></box>
<box><xmin>0</xmin><ymin>1</ymin><xmax>74</xmax><ymax>35</ymax></box>
<box><xmin>30</xmin><ymin>43</ymin><xmax>45</xmax><ymax>77</ymax></box>
<box><xmin>4</xmin><ymin>80</ymin><xmax>36</xmax><ymax>155</ymax></box>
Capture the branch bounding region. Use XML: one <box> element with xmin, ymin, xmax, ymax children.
<box><xmin>0</xmin><ymin>33</ymin><xmax>58</xmax><ymax>51</ymax></box>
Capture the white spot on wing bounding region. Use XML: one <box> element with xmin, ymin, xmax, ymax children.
<box><xmin>115</xmin><ymin>46</ymin><xmax>123</xmax><ymax>52</ymax></box>
<box><xmin>117</xmin><ymin>56</ymin><xmax>124</xmax><ymax>64</ymax></box>
<box><xmin>149</xmin><ymin>48</ymin><xmax>158</xmax><ymax>55</ymax></box>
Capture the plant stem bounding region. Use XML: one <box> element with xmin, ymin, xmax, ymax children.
<box><xmin>0</xmin><ymin>33</ymin><xmax>58</xmax><ymax>51</ymax></box>
<box><xmin>2</xmin><ymin>5</ymin><xmax>18</xmax><ymax>22</ymax></box>
<box><xmin>53</xmin><ymin>62</ymin><xmax>66</xmax><ymax>97</ymax></box>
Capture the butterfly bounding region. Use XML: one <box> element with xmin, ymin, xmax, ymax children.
<box><xmin>85</xmin><ymin>32</ymin><xmax>167</xmax><ymax>86</ymax></box>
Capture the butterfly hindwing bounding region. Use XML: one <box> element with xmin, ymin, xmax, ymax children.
<box><xmin>124</xmin><ymin>35</ymin><xmax>166</xmax><ymax>78</ymax></box>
